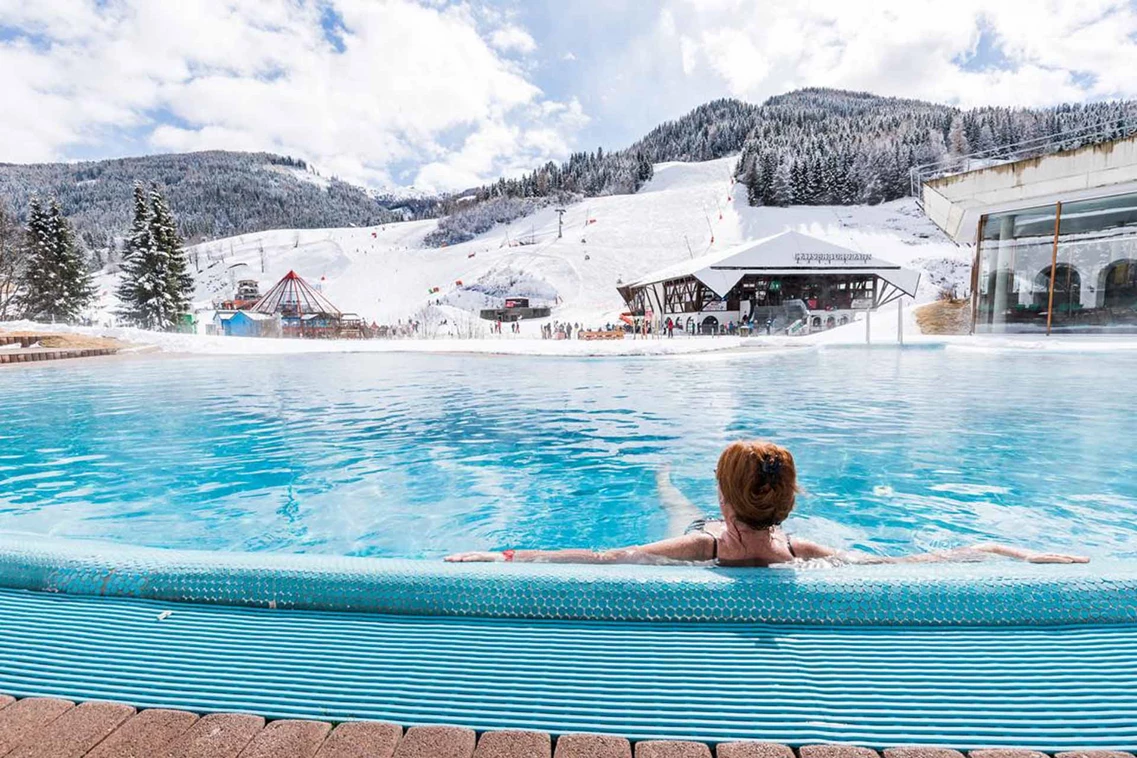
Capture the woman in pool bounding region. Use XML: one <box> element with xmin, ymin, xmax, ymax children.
<box><xmin>445</xmin><ymin>440</ymin><xmax>1089</xmax><ymax>566</ymax></box>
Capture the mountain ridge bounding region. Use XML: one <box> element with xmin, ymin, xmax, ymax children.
<box><xmin>0</xmin><ymin>150</ymin><xmax>440</xmax><ymax>258</ymax></box>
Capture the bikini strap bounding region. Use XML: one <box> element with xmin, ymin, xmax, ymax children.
<box><xmin>786</xmin><ymin>533</ymin><xmax>797</xmax><ymax>558</ymax></box>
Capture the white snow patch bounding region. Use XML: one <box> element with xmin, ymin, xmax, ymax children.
<box><xmin>264</xmin><ymin>164</ymin><xmax>331</xmax><ymax>189</ymax></box>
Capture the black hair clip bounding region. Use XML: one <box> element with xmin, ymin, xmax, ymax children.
<box><xmin>761</xmin><ymin>455</ymin><xmax>782</xmax><ymax>481</ymax></box>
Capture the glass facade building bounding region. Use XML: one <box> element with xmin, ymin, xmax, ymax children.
<box><xmin>974</xmin><ymin>191</ymin><xmax>1137</xmax><ymax>333</ymax></box>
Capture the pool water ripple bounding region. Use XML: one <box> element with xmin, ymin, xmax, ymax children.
<box><xmin>1</xmin><ymin>349</ymin><xmax>1135</xmax><ymax>561</ymax></box>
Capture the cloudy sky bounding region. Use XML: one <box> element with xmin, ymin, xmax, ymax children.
<box><xmin>2</xmin><ymin>0</ymin><xmax>1136</xmax><ymax>192</ymax></box>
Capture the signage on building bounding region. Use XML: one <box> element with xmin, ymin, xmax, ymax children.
<box><xmin>795</xmin><ymin>252</ymin><xmax>872</xmax><ymax>265</ymax></box>
<box><xmin>851</xmin><ymin>298</ymin><xmax>874</xmax><ymax>310</ymax></box>
<box><xmin>703</xmin><ymin>300</ymin><xmax>727</xmax><ymax>312</ymax></box>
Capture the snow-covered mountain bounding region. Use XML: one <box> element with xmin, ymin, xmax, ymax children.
<box><xmin>427</xmin><ymin>89</ymin><xmax>1137</xmax><ymax>247</ymax></box>
<box><xmin>89</xmin><ymin>156</ymin><xmax>968</xmax><ymax>331</ymax></box>
<box><xmin>0</xmin><ymin>151</ymin><xmax>438</xmax><ymax>253</ymax></box>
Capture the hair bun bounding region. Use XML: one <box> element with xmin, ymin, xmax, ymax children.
<box><xmin>760</xmin><ymin>454</ymin><xmax>782</xmax><ymax>482</ymax></box>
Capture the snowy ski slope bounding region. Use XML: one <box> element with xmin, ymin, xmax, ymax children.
<box><xmin>93</xmin><ymin>157</ymin><xmax>970</xmax><ymax>331</ymax></box>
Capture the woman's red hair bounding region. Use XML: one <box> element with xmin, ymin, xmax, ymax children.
<box><xmin>716</xmin><ymin>440</ymin><xmax>798</xmax><ymax>529</ymax></box>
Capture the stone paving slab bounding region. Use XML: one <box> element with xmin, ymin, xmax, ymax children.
<box><xmin>717</xmin><ymin>743</ymin><xmax>797</xmax><ymax>758</ymax></box>
<box><xmin>0</xmin><ymin>695</ymin><xmax>1134</xmax><ymax>758</ymax></box>
<box><xmin>636</xmin><ymin>740</ymin><xmax>713</xmax><ymax>758</ymax></box>
<box><xmin>885</xmin><ymin>750</ymin><xmax>965</xmax><ymax>758</ymax></box>
<box><xmin>84</xmin><ymin>708</ymin><xmax>200</xmax><ymax>758</ymax></box>
<box><xmin>0</xmin><ymin>697</ymin><xmax>75</xmax><ymax>755</ymax></box>
<box><xmin>393</xmin><ymin>725</ymin><xmax>477</xmax><ymax>758</ymax></box>
<box><xmin>6</xmin><ymin>700</ymin><xmax>135</xmax><ymax>758</ymax></box>
<box><xmin>314</xmin><ymin>721</ymin><xmax>402</xmax><ymax>758</ymax></box>
<box><xmin>800</xmin><ymin>747</ymin><xmax>881</xmax><ymax>758</ymax></box>
<box><xmin>237</xmin><ymin>718</ymin><xmax>331</xmax><ymax>758</ymax></box>
<box><xmin>474</xmin><ymin>730</ymin><xmax>552</xmax><ymax>758</ymax></box>
<box><xmin>554</xmin><ymin>734</ymin><xmax>633</xmax><ymax>758</ymax></box>
<box><xmin>165</xmin><ymin>712</ymin><xmax>265</xmax><ymax>758</ymax></box>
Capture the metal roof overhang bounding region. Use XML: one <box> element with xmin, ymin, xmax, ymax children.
<box><xmin>921</xmin><ymin>135</ymin><xmax>1137</xmax><ymax>243</ymax></box>
<box><xmin>696</xmin><ymin>265</ymin><xmax>921</xmax><ymax>299</ymax></box>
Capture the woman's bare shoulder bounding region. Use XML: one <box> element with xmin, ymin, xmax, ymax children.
<box><xmin>626</xmin><ymin>532</ymin><xmax>716</xmax><ymax>562</ymax></box>
<box><xmin>788</xmin><ymin>537</ymin><xmax>839</xmax><ymax>560</ymax></box>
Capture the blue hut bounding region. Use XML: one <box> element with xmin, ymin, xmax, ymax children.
<box><xmin>225</xmin><ymin>311</ymin><xmax>279</xmax><ymax>338</ymax></box>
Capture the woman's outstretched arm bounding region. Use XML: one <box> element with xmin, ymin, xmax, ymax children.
<box><xmin>966</xmin><ymin>542</ymin><xmax>1089</xmax><ymax>564</ymax></box>
<box><xmin>445</xmin><ymin>532</ymin><xmax>716</xmax><ymax>564</ymax></box>
<box><xmin>848</xmin><ymin>542</ymin><xmax>1089</xmax><ymax>565</ymax></box>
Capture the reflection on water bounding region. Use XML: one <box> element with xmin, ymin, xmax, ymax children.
<box><xmin>1</xmin><ymin>349</ymin><xmax>1135</xmax><ymax>560</ymax></box>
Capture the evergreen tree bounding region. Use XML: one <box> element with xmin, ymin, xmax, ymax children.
<box><xmin>149</xmin><ymin>187</ymin><xmax>194</xmax><ymax>320</ymax></box>
<box><xmin>0</xmin><ymin>198</ymin><xmax>23</xmax><ymax>319</ymax></box>
<box><xmin>114</xmin><ymin>184</ymin><xmax>152</xmax><ymax>321</ymax></box>
<box><xmin>770</xmin><ymin>159</ymin><xmax>793</xmax><ymax>206</ymax></box>
<box><xmin>115</xmin><ymin>185</ymin><xmax>195</xmax><ymax>330</ymax></box>
<box><xmin>948</xmin><ymin>116</ymin><xmax>970</xmax><ymax>156</ymax></box>
<box><xmin>20</xmin><ymin>197</ymin><xmax>94</xmax><ymax>323</ymax></box>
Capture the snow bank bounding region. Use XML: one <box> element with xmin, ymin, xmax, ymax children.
<box><xmin>0</xmin><ymin>320</ymin><xmax>758</xmax><ymax>357</ymax></box>
<box><xmin>10</xmin><ymin>315</ymin><xmax>1137</xmax><ymax>359</ymax></box>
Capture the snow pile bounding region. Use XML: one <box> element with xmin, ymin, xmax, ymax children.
<box><xmin>446</xmin><ymin>264</ymin><xmax>560</xmax><ymax>308</ymax></box>
<box><xmin>911</xmin><ymin>256</ymin><xmax>973</xmax><ymax>299</ymax></box>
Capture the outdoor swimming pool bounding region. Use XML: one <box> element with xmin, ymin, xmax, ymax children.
<box><xmin>2</xmin><ymin>346</ymin><xmax>1136</xmax><ymax>562</ymax></box>
<box><xmin>4</xmin><ymin>345</ymin><xmax>1137</xmax><ymax>750</ymax></box>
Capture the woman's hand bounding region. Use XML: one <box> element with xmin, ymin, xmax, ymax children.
<box><xmin>444</xmin><ymin>551</ymin><xmax>504</xmax><ymax>562</ymax></box>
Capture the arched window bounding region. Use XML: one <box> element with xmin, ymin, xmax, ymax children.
<box><xmin>1033</xmin><ymin>264</ymin><xmax>1082</xmax><ymax>311</ymax></box>
<box><xmin>1101</xmin><ymin>259</ymin><xmax>1137</xmax><ymax>309</ymax></box>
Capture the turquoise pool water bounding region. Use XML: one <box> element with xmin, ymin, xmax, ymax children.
<box><xmin>1</xmin><ymin>347</ymin><xmax>1136</xmax><ymax>561</ymax></box>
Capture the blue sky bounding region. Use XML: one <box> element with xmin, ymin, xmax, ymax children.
<box><xmin>2</xmin><ymin>0</ymin><xmax>1136</xmax><ymax>192</ymax></box>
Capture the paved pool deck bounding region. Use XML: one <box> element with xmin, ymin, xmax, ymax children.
<box><xmin>0</xmin><ymin>346</ymin><xmax>120</xmax><ymax>365</ymax></box>
<box><xmin>1</xmin><ymin>587</ymin><xmax>1136</xmax><ymax>751</ymax></box>
<box><xmin>0</xmin><ymin>333</ymin><xmax>121</xmax><ymax>365</ymax></box>
<box><xmin>0</xmin><ymin>694</ymin><xmax>1133</xmax><ymax>758</ymax></box>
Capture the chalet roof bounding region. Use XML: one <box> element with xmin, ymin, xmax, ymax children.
<box><xmin>624</xmin><ymin>231</ymin><xmax>921</xmax><ymax>298</ymax></box>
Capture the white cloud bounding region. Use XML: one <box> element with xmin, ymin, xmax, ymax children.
<box><xmin>5</xmin><ymin>0</ymin><xmax>1137</xmax><ymax>195</ymax></box>
<box><xmin>490</xmin><ymin>25</ymin><xmax>537</xmax><ymax>54</ymax></box>
<box><xmin>0</xmin><ymin>0</ymin><xmax>579</xmax><ymax>191</ymax></box>
<box><xmin>413</xmin><ymin>97</ymin><xmax>589</xmax><ymax>190</ymax></box>
<box><xmin>651</xmin><ymin>0</ymin><xmax>1137</xmax><ymax>108</ymax></box>
<box><xmin>564</xmin><ymin>0</ymin><xmax>1137</xmax><ymax>154</ymax></box>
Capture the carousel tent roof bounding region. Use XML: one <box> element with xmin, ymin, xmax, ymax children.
<box><xmin>622</xmin><ymin>231</ymin><xmax>921</xmax><ymax>298</ymax></box>
<box><xmin>249</xmin><ymin>271</ymin><xmax>342</xmax><ymax>317</ymax></box>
